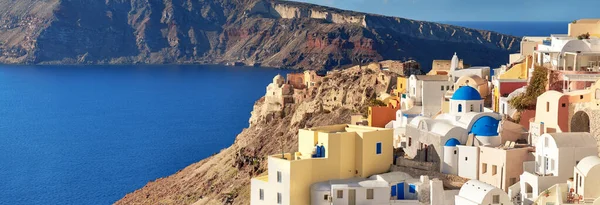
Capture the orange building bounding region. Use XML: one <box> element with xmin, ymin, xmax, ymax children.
<box><xmin>368</xmin><ymin>106</ymin><xmax>399</xmax><ymax>128</ymax></box>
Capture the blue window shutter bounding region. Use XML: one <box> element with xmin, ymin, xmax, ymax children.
<box><xmin>409</xmin><ymin>184</ymin><xmax>416</xmax><ymax>193</ymax></box>
<box><xmin>376</xmin><ymin>142</ymin><xmax>382</xmax><ymax>154</ymax></box>
<box><xmin>391</xmin><ymin>185</ymin><xmax>397</xmax><ymax>197</ymax></box>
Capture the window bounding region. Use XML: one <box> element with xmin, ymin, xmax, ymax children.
<box><xmin>446</xmin><ymin>85</ymin><xmax>450</xmax><ymax>90</ymax></box>
<box><xmin>454</xmin><ymin>150</ymin><xmax>457</xmax><ymax>155</ymax></box>
<box><xmin>376</xmin><ymin>142</ymin><xmax>382</xmax><ymax>154</ymax></box>
<box><xmin>458</xmin><ymin>104</ymin><xmax>463</xmax><ymax>112</ymax></box>
<box><xmin>277</xmin><ymin>192</ymin><xmax>282</xmax><ymax>204</ymax></box>
<box><xmin>465</xmin><ymin>157</ymin><xmax>468</xmax><ymax>161</ymax></box>
<box><xmin>259</xmin><ymin>189</ymin><xmax>264</xmax><ymax>200</ymax></box>
<box><xmin>277</xmin><ymin>171</ymin><xmax>282</xmax><ymax>183</ymax></box>
<box><xmin>482</xmin><ymin>163</ymin><xmax>488</xmax><ymax>174</ymax></box>
<box><xmin>366</xmin><ymin>189</ymin><xmax>374</xmax><ymax>199</ymax></box>
<box><xmin>546</xmin><ymin>102</ymin><xmax>550</xmax><ymax>112</ymax></box>
<box><xmin>441</xmin><ymin>86</ymin><xmax>444</xmax><ymax>91</ymax></box>
<box><xmin>409</xmin><ymin>185</ymin><xmax>416</xmax><ymax>193</ymax></box>
<box><xmin>400</xmin><ymin>84</ymin><xmax>403</xmax><ymax>88</ymax></box>
<box><xmin>580</xmin><ymin>95</ymin><xmax>584</xmax><ymax>99</ymax></box>
<box><xmin>470</xmin><ymin>104</ymin><xmax>474</xmax><ymax>111</ymax></box>
<box><xmin>337</xmin><ymin>190</ymin><xmax>343</xmax><ymax>198</ymax></box>
<box><xmin>480</xmin><ymin>104</ymin><xmax>483</xmax><ymax>112</ymax></box>
<box><xmin>408</xmin><ymin>137</ymin><xmax>412</xmax><ymax>146</ymax></box>
<box><xmin>492</xmin><ymin>165</ymin><xmax>497</xmax><ymax>175</ymax></box>
<box><xmin>323</xmin><ymin>194</ymin><xmax>329</xmax><ymax>200</ymax></box>
<box><xmin>493</xmin><ymin>195</ymin><xmax>500</xmax><ymax>203</ymax></box>
<box><xmin>510</xmin><ymin>178</ymin><xmax>517</xmax><ymax>186</ymax></box>
<box><xmin>562</xmin><ymin>103</ymin><xmax>566</xmax><ymax>107</ymax></box>
<box><xmin>580</xmin><ymin>176</ymin><xmax>582</xmax><ymax>187</ymax></box>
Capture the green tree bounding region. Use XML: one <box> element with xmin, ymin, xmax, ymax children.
<box><xmin>509</xmin><ymin>66</ymin><xmax>548</xmax><ymax>111</ymax></box>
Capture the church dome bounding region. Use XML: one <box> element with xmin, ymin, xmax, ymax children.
<box><xmin>444</xmin><ymin>138</ymin><xmax>461</xmax><ymax>147</ymax></box>
<box><xmin>471</xmin><ymin>116</ymin><xmax>500</xmax><ymax>136</ymax></box>
<box><xmin>452</xmin><ymin>86</ymin><xmax>482</xmax><ymax>100</ymax></box>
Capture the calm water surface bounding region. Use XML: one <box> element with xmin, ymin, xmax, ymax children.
<box><xmin>0</xmin><ymin>65</ymin><xmax>287</xmax><ymax>204</ymax></box>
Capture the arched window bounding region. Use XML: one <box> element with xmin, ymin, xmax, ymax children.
<box><xmin>458</xmin><ymin>104</ymin><xmax>463</xmax><ymax>112</ymax></box>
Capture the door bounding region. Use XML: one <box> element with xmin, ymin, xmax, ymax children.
<box><xmin>397</xmin><ymin>183</ymin><xmax>405</xmax><ymax>199</ymax></box>
<box><xmin>348</xmin><ymin>189</ymin><xmax>356</xmax><ymax>205</ymax></box>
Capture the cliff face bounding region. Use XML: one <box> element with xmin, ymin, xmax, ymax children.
<box><xmin>116</xmin><ymin>66</ymin><xmax>398</xmax><ymax>204</ymax></box>
<box><xmin>0</xmin><ymin>0</ymin><xmax>519</xmax><ymax>70</ymax></box>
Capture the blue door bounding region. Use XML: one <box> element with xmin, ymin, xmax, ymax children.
<box><xmin>397</xmin><ymin>182</ymin><xmax>404</xmax><ymax>199</ymax></box>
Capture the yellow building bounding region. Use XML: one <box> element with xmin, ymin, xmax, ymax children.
<box><xmin>569</xmin><ymin>19</ymin><xmax>600</xmax><ymax>38</ymax></box>
<box><xmin>250</xmin><ymin>125</ymin><xmax>393</xmax><ymax>205</ymax></box>
<box><xmin>395</xmin><ymin>77</ymin><xmax>408</xmax><ymax>96</ymax></box>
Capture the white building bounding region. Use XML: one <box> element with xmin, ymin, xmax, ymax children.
<box><xmin>498</xmin><ymin>86</ymin><xmax>526</xmax><ymax>117</ymax></box>
<box><xmin>455</xmin><ymin>180</ymin><xmax>512</xmax><ymax>205</ymax></box>
<box><xmin>519</xmin><ymin>132</ymin><xmax>599</xmax><ymax>204</ymax></box>
<box><xmin>385</xmin><ymin>110</ymin><xmax>420</xmax><ymax>148</ymax></box>
<box><xmin>310</xmin><ymin>172</ymin><xmax>458</xmax><ymax>205</ymax></box>
<box><xmin>574</xmin><ymin>156</ymin><xmax>600</xmax><ymax>202</ymax></box>
<box><xmin>404</xmin><ymin>86</ymin><xmax>503</xmax><ymax>175</ymax></box>
<box><xmin>403</xmin><ymin>75</ymin><xmax>453</xmax><ymax>117</ymax></box>
<box><xmin>310</xmin><ymin>178</ymin><xmax>389</xmax><ymax>205</ymax></box>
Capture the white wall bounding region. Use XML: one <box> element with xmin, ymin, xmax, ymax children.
<box><xmin>442</xmin><ymin>146</ymin><xmax>458</xmax><ymax>175</ymax></box>
<box><xmin>421</xmin><ymin>81</ymin><xmax>453</xmax><ymax>116</ymax></box>
<box><xmin>458</xmin><ymin>146</ymin><xmax>480</xmax><ymax>179</ymax></box>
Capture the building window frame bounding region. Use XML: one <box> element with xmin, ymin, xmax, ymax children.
<box><xmin>366</xmin><ymin>189</ymin><xmax>374</xmax><ymax>200</ymax></box>
<box><xmin>277</xmin><ymin>171</ymin><xmax>282</xmax><ymax>183</ymax></box>
<box><xmin>337</xmin><ymin>190</ymin><xmax>343</xmax><ymax>199</ymax></box>
<box><xmin>259</xmin><ymin>189</ymin><xmax>264</xmax><ymax>200</ymax></box>
<box><xmin>376</xmin><ymin>142</ymin><xmax>382</xmax><ymax>155</ymax></box>
<box><xmin>493</xmin><ymin>194</ymin><xmax>500</xmax><ymax>203</ymax></box>
<box><xmin>277</xmin><ymin>192</ymin><xmax>282</xmax><ymax>204</ymax></box>
<box><xmin>482</xmin><ymin>163</ymin><xmax>488</xmax><ymax>174</ymax></box>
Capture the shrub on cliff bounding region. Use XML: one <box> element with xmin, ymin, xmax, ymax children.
<box><xmin>509</xmin><ymin>66</ymin><xmax>548</xmax><ymax>111</ymax></box>
<box><xmin>359</xmin><ymin>98</ymin><xmax>387</xmax><ymax>117</ymax></box>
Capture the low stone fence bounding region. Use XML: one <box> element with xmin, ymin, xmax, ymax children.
<box><xmin>395</xmin><ymin>157</ymin><xmax>437</xmax><ymax>171</ymax></box>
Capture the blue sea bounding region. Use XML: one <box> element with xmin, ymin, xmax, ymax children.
<box><xmin>0</xmin><ymin>22</ymin><xmax>567</xmax><ymax>205</ymax></box>
<box><xmin>0</xmin><ymin>65</ymin><xmax>287</xmax><ymax>205</ymax></box>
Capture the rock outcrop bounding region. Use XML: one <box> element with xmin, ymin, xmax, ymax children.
<box><xmin>0</xmin><ymin>0</ymin><xmax>519</xmax><ymax>70</ymax></box>
<box><xmin>116</xmin><ymin>66</ymin><xmax>398</xmax><ymax>204</ymax></box>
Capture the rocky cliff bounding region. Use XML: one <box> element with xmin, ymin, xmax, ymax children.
<box><xmin>115</xmin><ymin>66</ymin><xmax>398</xmax><ymax>204</ymax></box>
<box><xmin>0</xmin><ymin>0</ymin><xmax>519</xmax><ymax>70</ymax></box>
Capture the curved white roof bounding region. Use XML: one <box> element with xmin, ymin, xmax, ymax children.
<box><xmin>458</xmin><ymin>180</ymin><xmax>499</xmax><ymax>204</ymax></box>
<box><xmin>409</xmin><ymin>116</ymin><xmax>430</xmax><ymax>127</ymax></box>
<box><xmin>541</xmin><ymin>132</ymin><xmax>597</xmax><ymax>148</ymax></box>
<box><xmin>429</xmin><ymin>121</ymin><xmax>462</xmax><ymax>136</ymax></box>
<box><xmin>561</xmin><ymin>40</ymin><xmax>593</xmax><ymax>53</ymax></box>
<box><xmin>576</xmin><ymin>156</ymin><xmax>600</xmax><ymax>176</ymax></box>
<box><xmin>507</xmin><ymin>87</ymin><xmax>527</xmax><ymax>100</ymax></box>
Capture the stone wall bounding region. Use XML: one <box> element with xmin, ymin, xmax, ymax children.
<box><xmin>395</xmin><ymin>157</ymin><xmax>437</xmax><ymax>171</ymax></box>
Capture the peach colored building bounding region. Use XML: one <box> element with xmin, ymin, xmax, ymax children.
<box><xmin>569</xmin><ymin>19</ymin><xmax>600</xmax><ymax>38</ymax></box>
<box><xmin>532</xmin><ymin>90</ymin><xmax>570</xmax><ymax>133</ymax></box>
<box><xmin>478</xmin><ymin>146</ymin><xmax>534</xmax><ymax>191</ymax></box>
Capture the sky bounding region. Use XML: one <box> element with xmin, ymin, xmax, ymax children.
<box><xmin>293</xmin><ymin>0</ymin><xmax>600</xmax><ymax>22</ymax></box>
